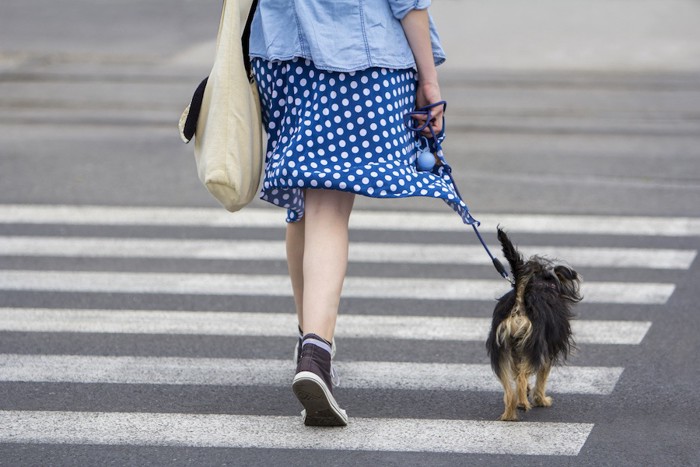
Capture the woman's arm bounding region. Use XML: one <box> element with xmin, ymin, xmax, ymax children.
<box><xmin>400</xmin><ymin>8</ymin><xmax>443</xmax><ymax>135</ymax></box>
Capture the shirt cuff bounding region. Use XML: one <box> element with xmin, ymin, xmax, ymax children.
<box><xmin>389</xmin><ymin>0</ymin><xmax>431</xmax><ymax>20</ymax></box>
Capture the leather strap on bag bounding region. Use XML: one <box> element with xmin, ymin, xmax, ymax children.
<box><xmin>242</xmin><ymin>0</ymin><xmax>259</xmax><ymax>82</ymax></box>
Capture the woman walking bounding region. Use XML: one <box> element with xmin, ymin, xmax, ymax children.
<box><xmin>249</xmin><ymin>1</ymin><xmax>468</xmax><ymax>426</ymax></box>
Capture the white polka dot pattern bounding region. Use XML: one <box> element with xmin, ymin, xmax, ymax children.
<box><xmin>252</xmin><ymin>58</ymin><xmax>473</xmax><ymax>224</ymax></box>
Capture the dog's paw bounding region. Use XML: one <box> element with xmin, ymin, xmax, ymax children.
<box><xmin>499</xmin><ymin>412</ymin><xmax>519</xmax><ymax>422</ymax></box>
<box><xmin>517</xmin><ymin>401</ymin><xmax>532</xmax><ymax>411</ymax></box>
<box><xmin>533</xmin><ymin>395</ymin><xmax>553</xmax><ymax>407</ymax></box>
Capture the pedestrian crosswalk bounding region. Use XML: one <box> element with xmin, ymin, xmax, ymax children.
<box><xmin>0</xmin><ymin>204</ymin><xmax>696</xmax><ymax>458</ymax></box>
<box><xmin>0</xmin><ymin>410</ymin><xmax>593</xmax><ymax>456</ymax></box>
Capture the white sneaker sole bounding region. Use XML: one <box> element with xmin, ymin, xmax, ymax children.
<box><xmin>292</xmin><ymin>371</ymin><xmax>348</xmax><ymax>427</ymax></box>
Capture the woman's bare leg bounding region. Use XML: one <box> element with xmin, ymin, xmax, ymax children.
<box><xmin>286</xmin><ymin>216</ymin><xmax>305</xmax><ymax>330</ymax></box>
<box><xmin>300</xmin><ymin>189</ymin><xmax>355</xmax><ymax>341</ymax></box>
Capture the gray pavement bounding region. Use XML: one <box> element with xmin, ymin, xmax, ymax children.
<box><xmin>1</xmin><ymin>0</ymin><xmax>699</xmax><ymax>465</ymax></box>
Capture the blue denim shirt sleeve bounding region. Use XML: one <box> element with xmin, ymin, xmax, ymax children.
<box><xmin>388</xmin><ymin>0</ymin><xmax>432</xmax><ymax>20</ymax></box>
<box><xmin>249</xmin><ymin>0</ymin><xmax>445</xmax><ymax>73</ymax></box>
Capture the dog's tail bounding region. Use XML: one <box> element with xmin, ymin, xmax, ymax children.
<box><xmin>497</xmin><ymin>227</ymin><xmax>524</xmax><ymax>280</ymax></box>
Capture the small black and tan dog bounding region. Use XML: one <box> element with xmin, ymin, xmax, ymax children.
<box><xmin>486</xmin><ymin>228</ymin><xmax>582</xmax><ymax>421</ymax></box>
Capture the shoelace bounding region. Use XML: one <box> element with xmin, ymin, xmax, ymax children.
<box><xmin>330</xmin><ymin>365</ymin><xmax>340</xmax><ymax>387</ymax></box>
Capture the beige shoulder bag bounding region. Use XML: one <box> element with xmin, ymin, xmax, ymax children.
<box><xmin>179</xmin><ymin>0</ymin><xmax>263</xmax><ymax>212</ymax></box>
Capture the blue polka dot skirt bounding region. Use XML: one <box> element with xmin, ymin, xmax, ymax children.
<box><xmin>252</xmin><ymin>57</ymin><xmax>476</xmax><ymax>225</ymax></box>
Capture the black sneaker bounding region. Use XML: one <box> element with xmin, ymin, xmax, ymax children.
<box><xmin>294</xmin><ymin>335</ymin><xmax>340</xmax><ymax>386</ymax></box>
<box><xmin>292</xmin><ymin>335</ymin><xmax>348</xmax><ymax>426</ymax></box>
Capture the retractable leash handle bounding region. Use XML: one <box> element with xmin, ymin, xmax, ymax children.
<box><xmin>406</xmin><ymin>102</ymin><xmax>512</xmax><ymax>283</ymax></box>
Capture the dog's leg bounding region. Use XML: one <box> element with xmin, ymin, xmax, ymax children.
<box><xmin>497</xmin><ymin>359</ymin><xmax>518</xmax><ymax>421</ymax></box>
<box><xmin>499</xmin><ymin>373</ymin><xmax>518</xmax><ymax>421</ymax></box>
<box><xmin>516</xmin><ymin>362</ymin><xmax>532</xmax><ymax>411</ymax></box>
<box><xmin>533</xmin><ymin>363</ymin><xmax>553</xmax><ymax>407</ymax></box>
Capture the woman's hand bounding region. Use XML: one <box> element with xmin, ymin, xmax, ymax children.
<box><xmin>415</xmin><ymin>80</ymin><xmax>444</xmax><ymax>136</ymax></box>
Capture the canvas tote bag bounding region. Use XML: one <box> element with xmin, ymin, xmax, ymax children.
<box><xmin>179</xmin><ymin>0</ymin><xmax>263</xmax><ymax>212</ymax></box>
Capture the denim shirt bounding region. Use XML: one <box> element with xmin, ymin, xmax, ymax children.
<box><xmin>249</xmin><ymin>0</ymin><xmax>446</xmax><ymax>73</ymax></box>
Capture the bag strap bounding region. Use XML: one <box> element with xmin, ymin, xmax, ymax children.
<box><xmin>242</xmin><ymin>0</ymin><xmax>259</xmax><ymax>82</ymax></box>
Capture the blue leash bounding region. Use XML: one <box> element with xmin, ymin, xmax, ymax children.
<box><xmin>405</xmin><ymin>101</ymin><xmax>511</xmax><ymax>282</ymax></box>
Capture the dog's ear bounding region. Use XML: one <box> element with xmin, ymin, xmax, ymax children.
<box><xmin>554</xmin><ymin>265</ymin><xmax>578</xmax><ymax>282</ymax></box>
<box><xmin>497</xmin><ymin>227</ymin><xmax>524</xmax><ymax>276</ymax></box>
<box><xmin>554</xmin><ymin>265</ymin><xmax>583</xmax><ymax>302</ymax></box>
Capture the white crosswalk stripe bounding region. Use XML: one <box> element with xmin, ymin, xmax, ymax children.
<box><xmin>0</xmin><ymin>308</ymin><xmax>652</xmax><ymax>345</ymax></box>
<box><xmin>0</xmin><ymin>270</ymin><xmax>676</xmax><ymax>304</ymax></box>
<box><xmin>1</xmin><ymin>204</ymin><xmax>700</xmax><ymax>236</ymax></box>
<box><xmin>0</xmin><ymin>411</ymin><xmax>593</xmax><ymax>456</ymax></box>
<box><xmin>0</xmin><ymin>204</ymin><xmax>691</xmax><ymax>457</ymax></box>
<box><xmin>0</xmin><ymin>354</ymin><xmax>623</xmax><ymax>394</ymax></box>
<box><xmin>0</xmin><ymin>236</ymin><xmax>695</xmax><ymax>269</ymax></box>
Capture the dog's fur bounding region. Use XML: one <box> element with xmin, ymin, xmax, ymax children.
<box><xmin>486</xmin><ymin>228</ymin><xmax>582</xmax><ymax>421</ymax></box>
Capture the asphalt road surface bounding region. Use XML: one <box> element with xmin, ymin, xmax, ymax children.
<box><xmin>1</xmin><ymin>1</ymin><xmax>699</xmax><ymax>465</ymax></box>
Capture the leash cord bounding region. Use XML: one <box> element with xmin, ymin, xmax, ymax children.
<box><xmin>406</xmin><ymin>101</ymin><xmax>511</xmax><ymax>282</ymax></box>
